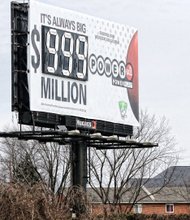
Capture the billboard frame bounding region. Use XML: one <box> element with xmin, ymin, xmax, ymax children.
<box><xmin>11</xmin><ymin>1</ymin><xmax>136</xmax><ymax>137</ymax></box>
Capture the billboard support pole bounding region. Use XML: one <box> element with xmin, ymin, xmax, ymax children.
<box><xmin>70</xmin><ymin>141</ymin><xmax>88</xmax><ymax>218</ymax></box>
<box><xmin>71</xmin><ymin>141</ymin><xmax>88</xmax><ymax>191</ymax></box>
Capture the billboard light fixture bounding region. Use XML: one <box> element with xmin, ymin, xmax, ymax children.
<box><xmin>106</xmin><ymin>135</ymin><xmax>118</xmax><ymax>141</ymax></box>
<box><xmin>68</xmin><ymin>129</ymin><xmax>80</xmax><ymax>136</ymax></box>
<box><xmin>142</xmin><ymin>142</ymin><xmax>158</xmax><ymax>147</ymax></box>
<box><xmin>57</xmin><ymin>125</ymin><xmax>67</xmax><ymax>132</ymax></box>
<box><xmin>125</xmin><ymin>139</ymin><xmax>138</xmax><ymax>145</ymax></box>
<box><xmin>90</xmin><ymin>133</ymin><xmax>102</xmax><ymax>139</ymax></box>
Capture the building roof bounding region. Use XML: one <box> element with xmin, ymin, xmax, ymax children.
<box><xmin>87</xmin><ymin>186</ymin><xmax>190</xmax><ymax>204</ymax></box>
<box><xmin>144</xmin><ymin>166</ymin><xmax>190</xmax><ymax>188</ymax></box>
<box><xmin>87</xmin><ymin>166</ymin><xmax>190</xmax><ymax>204</ymax></box>
<box><xmin>138</xmin><ymin>187</ymin><xmax>190</xmax><ymax>204</ymax></box>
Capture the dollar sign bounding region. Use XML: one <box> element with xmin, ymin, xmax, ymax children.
<box><xmin>31</xmin><ymin>25</ymin><xmax>40</xmax><ymax>73</ymax></box>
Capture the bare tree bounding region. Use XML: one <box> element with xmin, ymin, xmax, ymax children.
<box><xmin>36</xmin><ymin>141</ymin><xmax>71</xmax><ymax>194</ymax></box>
<box><xmin>88</xmin><ymin>110</ymin><xmax>178</xmax><ymax>216</ymax></box>
<box><xmin>0</xmin><ymin>126</ymin><xmax>71</xmax><ymax>195</ymax></box>
<box><xmin>169</xmin><ymin>167</ymin><xmax>190</xmax><ymax>214</ymax></box>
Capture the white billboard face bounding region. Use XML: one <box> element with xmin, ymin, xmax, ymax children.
<box><xmin>29</xmin><ymin>0</ymin><xmax>139</xmax><ymax>126</ymax></box>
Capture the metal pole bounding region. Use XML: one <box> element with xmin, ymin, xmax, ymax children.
<box><xmin>71</xmin><ymin>140</ymin><xmax>87</xmax><ymax>191</ymax></box>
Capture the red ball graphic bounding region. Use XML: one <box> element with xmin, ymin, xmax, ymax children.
<box><xmin>126</xmin><ymin>63</ymin><xmax>133</xmax><ymax>81</ymax></box>
<box><xmin>126</xmin><ymin>32</ymin><xmax>139</xmax><ymax>121</ymax></box>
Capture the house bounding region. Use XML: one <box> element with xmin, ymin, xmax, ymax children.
<box><xmin>87</xmin><ymin>166</ymin><xmax>190</xmax><ymax>215</ymax></box>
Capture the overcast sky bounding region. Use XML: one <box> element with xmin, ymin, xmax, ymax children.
<box><xmin>0</xmin><ymin>0</ymin><xmax>190</xmax><ymax>164</ymax></box>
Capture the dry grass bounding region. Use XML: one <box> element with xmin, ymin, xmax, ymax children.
<box><xmin>0</xmin><ymin>183</ymin><xmax>92</xmax><ymax>220</ymax></box>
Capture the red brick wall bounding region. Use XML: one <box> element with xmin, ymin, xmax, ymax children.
<box><xmin>91</xmin><ymin>203</ymin><xmax>190</xmax><ymax>215</ymax></box>
<box><xmin>142</xmin><ymin>204</ymin><xmax>165</xmax><ymax>215</ymax></box>
<box><xmin>174</xmin><ymin>204</ymin><xmax>190</xmax><ymax>215</ymax></box>
<box><xmin>142</xmin><ymin>203</ymin><xmax>190</xmax><ymax>215</ymax></box>
<box><xmin>91</xmin><ymin>204</ymin><xmax>133</xmax><ymax>215</ymax></box>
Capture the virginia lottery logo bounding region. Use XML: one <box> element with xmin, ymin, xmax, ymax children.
<box><xmin>119</xmin><ymin>101</ymin><xmax>128</xmax><ymax>119</ymax></box>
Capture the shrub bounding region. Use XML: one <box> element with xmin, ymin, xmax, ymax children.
<box><xmin>0</xmin><ymin>183</ymin><xmax>91</xmax><ymax>220</ymax></box>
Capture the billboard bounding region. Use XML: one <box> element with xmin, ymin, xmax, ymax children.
<box><xmin>19</xmin><ymin>0</ymin><xmax>139</xmax><ymax>127</ymax></box>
